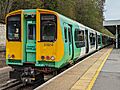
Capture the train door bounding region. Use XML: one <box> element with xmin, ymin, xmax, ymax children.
<box><xmin>96</xmin><ymin>33</ymin><xmax>98</xmax><ymax>49</ymax></box>
<box><xmin>64</xmin><ymin>23</ymin><xmax>73</xmax><ymax>60</ymax></box>
<box><xmin>68</xmin><ymin>25</ymin><xmax>73</xmax><ymax>59</ymax></box>
<box><xmin>118</xmin><ymin>30</ymin><xmax>120</xmax><ymax>48</ymax></box>
<box><xmin>26</xmin><ymin>20</ymin><xmax>36</xmax><ymax>63</ymax></box>
<box><xmin>85</xmin><ymin>29</ymin><xmax>89</xmax><ymax>53</ymax></box>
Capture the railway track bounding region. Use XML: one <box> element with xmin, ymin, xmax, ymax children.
<box><xmin>0</xmin><ymin>67</ymin><xmax>68</xmax><ymax>90</ymax></box>
<box><xmin>0</xmin><ymin>79</ymin><xmax>22</xmax><ymax>90</ymax></box>
<box><xmin>0</xmin><ymin>74</ymin><xmax>54</xmax><ymax>90</ymax></box>
<box><xmin>0</xmin><ymin>79</ymin><xmax>36</xmax><ymax>90</ymax></box>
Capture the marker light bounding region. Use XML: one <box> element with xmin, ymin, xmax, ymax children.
<box><xmin>11</xmin><ymin>54</ymin><xmax>15</xmax><ymax>58</ymax></box>
<box><xmin>51</xmin><ymin>56</ymin><xmax>55</xmax><ymax>60</ymax></box>
<box><xmin>41</xmin><ymin>56</ymin><xmax>45</xmax><ymax>60</ymax></box>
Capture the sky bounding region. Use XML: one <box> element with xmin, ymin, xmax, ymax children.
<box><xmin>104</xmin><ymin>0</ymin><xmax>120</xmax><ymax>20</ymax></box>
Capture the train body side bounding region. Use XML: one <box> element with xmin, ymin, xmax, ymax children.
<box><xmin>6</xmin><ymin>9</ymin><xmax>114</xmax><ymax>83</ymax></box>
<box><xmin>57</xmin><ymin>14</ymin><xmax>103</xmax><ymax>66</ymax></box>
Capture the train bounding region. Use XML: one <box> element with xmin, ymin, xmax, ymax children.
<box><xmin>6</xmin><ymin>9</ymin><xmax>114</xmax><ymax>83</ymax></box>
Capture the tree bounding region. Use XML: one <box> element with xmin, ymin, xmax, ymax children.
<box><xmin>0</xmin><ymin>0</ymin><xmax>14</xmax><ymax>23</ymax></box>
<box><xmin>40</xmin><ymin>0</ymin><xmax>76</xmax><ymax>20</ymax></box>
<box><xmin>10</xmin><ymin>0</ymin><xmax>43</xmax><ymax>11</ymax></box>
<box><xmin>74</xmin><ymin>0</ymin><xmax>105</xmax><ymax>31</ymax></box>
<box><xmin>41</xmin><ymin>0</ymin><xmax>58</xmax><ymax>10</ymax></box>
<box><xmin>57</xmin><ymin>0</ymin><xmax>76</xmax><ymax>20</ymax></box>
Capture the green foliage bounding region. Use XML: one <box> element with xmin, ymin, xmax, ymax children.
<box><xmin>40</xmin><ymin>0</ymin><xmax>76</xmax><ymax>20</ymax></box>
<box><xmin>56</xmin><ymin>0</ymin><xmax>76</xmax><ymax>20</ymax></box>
<box><xmin>0</xmin><ymin>0</ymin><xmax>14</xmax><ymax>23</ymax></box>
<box><xmin>10</xmin><ymin>0</ymin><xmax>43</xmax><ymax>11</ymax></box>
<box><xmin>41</xmin><ymin>0</ymin><xmax>57</xmax><ymax>10</ymax></box>
<box><xmin>74</xmin><ymin>0</ymin><xmax>103</xmax><ymax>30</ymax></box>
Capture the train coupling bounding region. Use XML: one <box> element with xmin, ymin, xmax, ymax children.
<box><xmin>21</xmin><ymin>67</ymin><xmax>44</xmax><ymax>84</ymax></box>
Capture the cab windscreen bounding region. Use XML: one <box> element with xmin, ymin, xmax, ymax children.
<box><xmin>7</xmin><ymin>14</ymin><xmax>21</xmax><ymax>41</ymax></box>
<box><xmin>40</xmin><ymin>14</ymin><xmax>57</xmax><ymax>42</ymax></box>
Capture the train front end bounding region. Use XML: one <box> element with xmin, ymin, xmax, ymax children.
<box><xmin>35</xmin><ymin>9</ymin><xmax>64</xmax><ymax>70</ymax></box>
<box><xmin>6</xmin><ymin>9</ymin><xmax>64</xmax><ymax>83</ymax></box>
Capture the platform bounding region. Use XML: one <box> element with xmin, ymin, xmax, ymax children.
<box><xmin>35</xmin><ymin>46</ymin><xmax>113</xmax><ymax>90</ymax></box>
<box><xmin>92</xmin><ymin>49</ymin><xmax>120</xmax><ymax>90</ymax></box>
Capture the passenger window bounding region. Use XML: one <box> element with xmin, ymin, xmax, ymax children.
<box><xmin>74</xmin><ymin>29</ymin><xmax>85</xmax><ymax>48</ymax></box>
<box><xmin>64</xmin><ymin>27</ymin><xmax>67</xmax><ymax>42</ymax></box>
<box><xmin>102</xmin><ymin>35</ymin><xmax>105</xmax><ymax>45</ymax></box>
<box><xmin>90</xmin><ymin>32</ymin><xmax>95</xmax><ymax>48</ymax></box>
<box><xmin>98</xmin><ymin>35</ymin><xmax>101</xmax><ymax>45</ymax></box>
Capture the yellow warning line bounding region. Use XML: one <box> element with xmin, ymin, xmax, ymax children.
<box><xmin>86</xmin><ymin>48</ymin><xmax>113</xmax><ymax>90</ymax></box>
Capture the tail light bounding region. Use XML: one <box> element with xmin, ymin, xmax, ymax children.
<box><xmin>41</xmin><ymin>56</ymin><xmax>55</xmax><ymax>60</ymax></box>
<box><xmin>46</xmin><ymin>56</ymin><xmax>50</xmax><ymax>60</ymax></box>
<box><xmin>11</xmin><ymin>54</ymin><xmax>15</xmax><ymax>58</ymax></box>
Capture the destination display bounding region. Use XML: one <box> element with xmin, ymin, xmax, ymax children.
<box><xmin>41</xmin><ymin>14</ymin><xmax>56</xmax><ymax>21</ymax></box>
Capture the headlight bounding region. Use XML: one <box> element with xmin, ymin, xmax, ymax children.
<box><xmin>8</xmin><ymin>54</ymin><xmax>11</xmax><ymax>58</ymax></box>
<box><xmin>51</xmin><ymin>56</ymin><xmax>55</xmax><ymax>60</ymax></box>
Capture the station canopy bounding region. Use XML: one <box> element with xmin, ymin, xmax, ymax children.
<box><xmin>103</xmin><ymin>20</ymin><xmax>120</xmax><ymax>48</ymax></box>
<box><xmin>103</xmin><ymin>20</ymin><xmax>120</xmax><ymax>35</ymax></box>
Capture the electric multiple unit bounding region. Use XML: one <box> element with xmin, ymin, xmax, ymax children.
<box><xmin>6</xmin><ymin>9</ymin><xmax>114</xmax><ymax>83</ymax></box>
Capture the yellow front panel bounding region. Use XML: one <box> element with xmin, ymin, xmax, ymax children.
<box><xmin>6</xmin><ymin>42</ymin><xmax>22</xmax><ymax>60</ymax></box>
<box><xmin>6</xmin><ymin>10</ymin><xmax>23</xmax><ymax>60</ymax></box>
<box><xmin>36</xmin><ymin>9</ymin><xmax>64</xmax><ymax>62</ymax></box>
